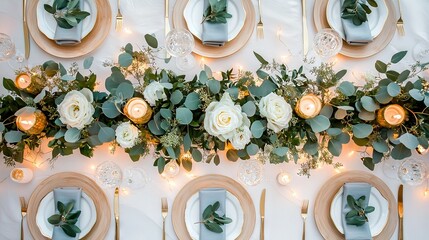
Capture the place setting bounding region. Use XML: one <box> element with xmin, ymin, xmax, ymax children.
<box><xmin>26</xmin><ymin>0</ymin><xmax>111</xmax><ymax>58</ymax></box>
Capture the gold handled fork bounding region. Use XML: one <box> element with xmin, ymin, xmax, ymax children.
<box><xmin>161</xmin><ymin>198</ymin><xmax>168</xmax><ymax>240</ymax></box>
<box><xmin>20</xmin><ymin>197</ymin><xmax>27</xmax><ymax>240</ymax></box>
<box><xmin>115</xmin><ymin>0</ymin><xmax>123</xmax><ymax>32</ymax></box>
<box><xmin>396</xmin><ymin>0</ymin><xmax>404</xmax><ymax>36</ymax></box>
<box><xmin>301</xmin><ymin>200</ymin><xmax>309</xmax><ymax>240</ymax></box>
<box><xmin>256</xmin><ymin>0</ymin><xmax>264</xmax><ymax>39</ymax></box>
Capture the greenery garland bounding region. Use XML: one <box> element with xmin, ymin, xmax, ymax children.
<box><xmin>1</xmin><ymin>35</ymin><xmax>428</xmax><ymax>177</ymax></box>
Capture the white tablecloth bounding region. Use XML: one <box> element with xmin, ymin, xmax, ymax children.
<box><xmin>0</xmin><ymin>0</ymin><xmax>428</xmax><ymax>239</ymax></box>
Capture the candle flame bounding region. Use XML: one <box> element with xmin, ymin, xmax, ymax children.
<box><xmin>393</xmin><ymin>114</ymin><xmax>402</xmax><ymax>120</ymax></box>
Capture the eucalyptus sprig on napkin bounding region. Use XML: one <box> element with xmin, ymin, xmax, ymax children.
<box><xmin>202</xmin><ymin>0</ymin><xmax>232</xmax><ymax>24</ymax></box>
<box><xmin>44</xmin><ymin>0</ymin><xmax>90</xmax><ymax>29</ymax></box>
<box><xmin>341</xmin><ymin>0</ymin><xmax>378</xmax><ymax>26</ymax></box>
<box><xmin>345</xmin><ymin>195</ymin><xmax>375</xmax><ymax>226</ymax></box>
<box><xmin>197</xmin><ymin>201</ymin><xmax>233</xmax><ymax>233</ymax></box>
<box><xmin>48</xmin><ymin>201</ymin><xmax>82</xmax><ymax>237</ymax></box>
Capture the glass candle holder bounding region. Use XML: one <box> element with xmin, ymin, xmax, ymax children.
<box><xmin>10</xmin><ymin>168</ymin><xmax>33</xmax><ymax>183</ymax></box>
<box><xmin>16</xmin><ymin>108</ymin><xmax>47</xmax><ymax>135</ymax></box>
<box><xmin>124</xmin><ymin>97</ymin><xmax>152</xmax><ymax>124</ymax></box>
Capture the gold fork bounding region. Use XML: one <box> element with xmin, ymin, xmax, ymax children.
<box><xmin>20</xmin><ymin>197</ymin><xmax>27</xmax><ymax>240</ymax></box>
<box><xmin>115</xmin><ymin>0</ymin><xmax>123</xmax><ymax>32</ymax></box>
<box><xmin>161</xmin><ymin>198</ymin><xmax>168</xmax><ymax>240</ymax></box>
<box><xmin>301</xmin><ymin>200</ymin><xmax>309</xmax><ymax>240</ymax></box>
<box><xmin>256</xmin><ymin>0</ymin><xmax>264</xmax><ymax>39</ymax></box>
<box><xmin>396</xmin><ymin>0</ymin><xmax>404</xmax><ymax>36</ymax></box>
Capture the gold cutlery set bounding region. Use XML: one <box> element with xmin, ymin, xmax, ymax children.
<box><xmin>114</xmin><ymin>187</ymin><xmax>120</xmax><ymax>240</ymax></box>
<box><xmin>398</xmin><ymin>184</ymin><xmax>404</xmax><ymax>240</ymax></box>
<box><xmin>20</xmin><ymin>197</ymin><xmax>27</xmax><ymax>240</ymax></box>
<box><xmin>115</xmin><ymin>0</ymin><xmax>123</xmax><ymax>32</ymax></box>
<box><xmin>259</xmin><ymin>188</ymin><xmax>266</xmax><ymax>240</ymax></box>
<box><xmin>301</xmin><ymin>199</ymin><xmax>309</xmax><ymax>240</ymax></box>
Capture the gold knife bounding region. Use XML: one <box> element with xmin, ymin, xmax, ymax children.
<box><xmin>164</xmin><ymin>0</ymin><xmax>171</xmax><ymax>58</ymax></box>
<box><xmin>23</xmin><ymin>0</ymin><xmax>30</xmax><ymax>59</ymax></box>
<box><xmin>114</xmin><ymin>187</ymin><xmax>120</xmax><ymax>240</ymax></box>
<box><xmin>398</xmin><ymin>184</ymin><xmax>403</xmax><ymax>240</ymax></box>
<box><xmin>301</xmin><ymin>0</ymin><xmax>308</xmax><ymax>56</ymax></box>
<box><xmin>260</xmin><ymin>188</ymin><xmax>266</xmax><ymax>240</ymax></box>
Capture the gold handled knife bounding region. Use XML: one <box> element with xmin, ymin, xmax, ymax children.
<box><xmin>114</xmin><ymin>187</ymin><xmax>120</xmax><ymax>240</ymax></box>
<box><xmin>301</xmin><ymin>0</ymin><xmax>308</xmax><ymax>56</ymax></box>
<box><xmin>164</xmin><ymin>0</ymin><xmax>171</xmax><ymax>58</ymax></box>
<box><xmin>23</xmin><ymin>0</ymin><xmax>30</xmax><ymax>59</ymax></box>
<box><xmin>398</xmin><ymin>184</ymin><xmax>403</xmax><ymax>240</ymax></box>
<box><xmin>260</xmin><ymin>188</ymin><xmax>266</xmax><ymax>240</ymax></box>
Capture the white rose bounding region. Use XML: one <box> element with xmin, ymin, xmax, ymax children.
<box><xmin>258</xmin><ymin>93</ymin><xmax>292</xmax><ymax>133</ymax></box>
<box><xmin>58</xmin><ymin>88</ymin><xmax>95</xmax><ymax>130</ymax></box>
<box><xmin>230</xmin><ymin>117</ymin><xmax>252</xmax><ymax>150</ymax></box>
<box><xmin>204</xmin><ymin>93</ymin><xmax>245</xmax><ymax>141</ymax></box>
<box><xmin>115</xmin><ymin>122</ymin><xmax>140</xmax><ymax>148</ymax></box>
<box><xmin>143</xmin><ymin>81</ymin><xmax>167</xmax><ymax>106</ymax></box>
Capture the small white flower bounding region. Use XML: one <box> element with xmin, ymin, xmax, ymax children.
<box><xmin>143</xmin><ymin>81</ymin><xmax>167</xmax><ymax>106</ymax></box>
<box><xmin>204</xmin><ymin>93</ymin><xmax>245</xmax><ymax>141</ymax></box>
<box><xmin>230</xmin><ymin>126</ymin><xmax>252</xmax><ymax>150</ymax></box>
<box><xmin>57</xmin><ymin>88</ymin><xmax>95</xmax><ymax>130</ymax></box>
<box><xmin>115</xmin><ymin>122</ymin><xmax>140</xmax><ymax>148</ymax></box>
<box><xmin>258</xmin><ymin>92</ymin><xmax>292</xmax><ymax>133</ymax></box>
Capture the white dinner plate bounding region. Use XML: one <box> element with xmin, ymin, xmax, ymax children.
<box><xmin>330</xmin><ymin>186</ymin><xmax>389</xmax><ymax>236</ymax></box>
<box><xmin>183</xmin><ymin>0</ymin><xmax>246</xmax><ymax>42</ymax></box>
<box><xmin>326</xmin><ymin>0</ymin><xmax>388</xmax><ymax>39</ymax></box>
<box><xmin>185</xmin><ymin>191</ymin><xmax>244</xmax><ymax>240</ymax></box>
<box><xmin>36</xmin><ymin>191</ymin><xmax>97</xmax><ymax>239</ymax></box>
<box><xmin>36</xmin><ymin>0</ymin><xmax>98</xmax><ymax>40</ymax></box>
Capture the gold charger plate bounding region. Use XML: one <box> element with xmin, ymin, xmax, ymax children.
<box><xmin>172</xmin><ymin>0</ymin><xmax>255</xmax><ymax>58</ymax></box>
<box><xmin>172</xmin><ymin>174</ymin><xmax>256</xmax><ymax>239</ymax></box>
<box><xmin>314</xmin><ymin>171</ymin><xmax>397</xmax><ymax>240</ymax></box>
<box><xmin>27</xmin><ymin>0</ymin><xmax>111</xmax><ymax>58</ymax></box>
<box><xmin>27</xmin><ymin>172</ymin><xmax>111</xmax><ymax>239</ymax></box>
<box><xmin>313</xmin><ymin>0</ymin><xmax>396</xmax><ymax>58</ymax></box>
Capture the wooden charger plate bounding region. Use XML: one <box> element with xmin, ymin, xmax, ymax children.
<box><xmin>172</xmin><ymin>0</ymin><xmax>255</xmax><ymax>58</ymax></box>
<box><xmin>27</xmin><ymin>172</ymin><xmax>111</xmax><ymax>239</ymax></box>
<box><xmin>172</xmin><ymin>174</ymin><xmax>256</xmax><ymax>239</ymax></box>
<box><xmin>313</xmin><ymin>0</ymin><xmax>396</xmax><ymax>58</ymax></box>
<box><xmin>27</xmin><ymin>0</ymin><xmax>111</xmax><ymax>58</ymax></box>
<box><xmin>314</xmin><ymin>171</ymin><xmax>397</xmax><ymax>240</ymax></box>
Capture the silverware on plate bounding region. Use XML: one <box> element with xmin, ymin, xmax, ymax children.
<box><xmin>396</xmin><ymin>0</ymin><xmax>404</xmax><ymax>36</ymax></box>
<box><xmin>115</xmin><ymin>0</ymin><xmax>123</xmax><ymax>32</ymax></box>
<box><xmin>114</xmin><ymin>187</ymin><xmax>120</xmax><ymax>240</ymax></box>
<box><xmin>256</xmin><ymin>0</ymin><xmax>264</xmax><ymax>39</ymax></box>
<box><xmin>20</xmin><ymin>197</ymin><xmax>27</xmax><ymax>240</ymax></box>
<box><xmin>398</xmin><ymin>184</ymin><xmax>403</xmax><ymax>240</ymax></box>
<box><xmin>260</xmin><ymin>188</ymin><xmax>266</xmax><ymax>240</ymax></box>
<box><xmin>164</xmin><ymin>0</ymin><xmax>171</xmax><ymax>58</ymax></box>
<box><xmin>301</xmin><ymin>200</ymin><xmax>309</xmax><ymax>240</ymax></box>
<box><xmin>161</xmin><ymin>197</ymin><xmax>168</xmax><ymax>240</ymax></box>
<box><xmin>23</xmin><ymin>0</ymin><xmax>30</xmax><ymax>59</ymax></box>
<box><xmin>301</xmin><ymin>0</ymin><xmax>308</xmax><ymax>55</ymax></box>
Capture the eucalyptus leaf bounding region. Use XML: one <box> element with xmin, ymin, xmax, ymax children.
<box><xmin>184</xmin><ymin>92</ymin><xmax>201</xmax><ymax>110</ymax></box>
<box><xmin>398</xmin><ymin>133</ymin><xmax>419</xmax><ymax>150</ymax></box>
<box><xmin>83</xmin><ymin>56</ymin><xmax>94</xmax><ymax>69</ymax></box>
<box><xmin>387</xmin><ymin>82</ymin><xmax>401</xmax><ymax>97</ymax></box>
<box><xmin>306</xmin><ymin>115</ymin><xmax>330</xmax><ymax>133</ymax></box>
<box><xmin>144</xmin><ymin>34</ymin><xmax>158</xmax><ymax>48</ymax></box>
<box><xmin>176</xmin><ymin>107</ymin><xmax>193</xmax><ymax>125</ymax></box>
<box><xmin>391</xmin><ymin>51</ymin><xmax>407</xmax><ymax>64</ymax></box>
<box><xmin>250</xmin><ymin>120</ymin><xmax>266</xmax><ymax>138</ymax></box>
<box><xmin>338</xmin><ymin>81</ymin><xmax>356</xmax><ymax>96</ymax></box>
<box><xmin>118</xmin><ymin>52</ymin><xmax>133</xmax><ymax>67</ymax></box>
<box><xmin>64</xmin><ymin>128</ymin><xmax>81</xmax><ymax>143</ymax></box>
<box><xmin>4</xmin><ymin>131</ymin><xmax>24</xmax><ymax>143</ymax></box>
<box><xmin>98</xmin><ymin>127</ymin><xmax>115</xmax><ymax>143</ymax></box>
<box><xmin>242</xmin><ymin>101</ymin><xmax>256</xmax><ymax>117</ymax></box>
<box><xmin>352</xmin><ymin>124</ymin><xmax>373</xmax><ymax>138</ymax></box>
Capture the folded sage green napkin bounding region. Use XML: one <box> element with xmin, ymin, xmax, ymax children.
<box><xmin>199</xmin><ymin>188</ymin><xmax>226</xmax><ymax>240</ymax></box>
<box><xmin>201</xmin><ymin>0</ymin><xmax>228</xmax><ymax>47</ymax></box>
<box><xmin>340</xmin><ymin>0</ymin><xmax>373</xmax><ymax>45</ymax></box>
<box><xmin>52</xmin><ymin>187</ymin><xmax>82</xmax><ymax>240</ymax></box>
<box><xmin>54</xmin><ymin>0</ymin><xmax>84</xmax><ymax>46</ymax></box>
<box><xmin>341</xmin><ymin>183</ymin><xmax>372</xmax><ymax>240</ymax></box>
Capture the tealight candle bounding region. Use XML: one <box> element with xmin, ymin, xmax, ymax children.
<box><xmin>162</xmin><ymin>160</ymin><xmax>180</xmax><ymax>179</ymax></box>
<box><xmin>10</xmin><ymin>168</ymin><xmax>33</xmax><ymax>183</ymax></box>
<box><xmin>16</xmin><ymin>108</ymin><xmax>47</xmax><ymax>135</ymax></box>
<box><xmin>277</xmin><ymin>172</ymin><xmax>292</xmax><ymax>186</ymax></box>
<box><xmin>416</xmin><ymin>145</ymin><xmax>429</xmax><ymax>155</ymax></box>
<box><xmin>295</xmin><ymin>94</ymin><xmax>323</xmax><ymax>119</ymax></box>
<box><xmin>377</xmin><ymin>104</ymin><xmax>407</xmax><ymax>128</ymax></box>
<box><xmin>15</xmin><ymin>73</ymin><xmax>31</xmax><ymax>89</ymax></box>
<box><xmin>124</xmin><ymin>97</ymin><xmax>152</xmax><ymax>124</ymax></box>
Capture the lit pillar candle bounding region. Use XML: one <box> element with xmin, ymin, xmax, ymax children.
<box><xmin>10</xmin><ymin>168</ymin><xmax>33</xmax><ymax>183</ymax></box>
<box><xmin>124</xmin><ymin>97</ymin><xmax>152</xmax><ymax>124</ymax></box>
<box><xmin>295</xmin><ymin>94</ymin><xmax>323</xmax><ymax>119</ymax></box>
<box><xmin>377</xmin><ymin>104</ymin><xmax>407</xmax><ymax>128</ymax></box>
<box><xmin>277</xmin><ymin>172</ymin><xmax>292</xmax><ymax>185</ymax></box>
<box><xmin>16</xmin><ymin>108</ymin><xmax>47</xmax><ymax>135</ymax></box>
<box><xmin>15</xmin><ymin>73</ymin><xmax>43</xmax><ymax>94</ymax></box>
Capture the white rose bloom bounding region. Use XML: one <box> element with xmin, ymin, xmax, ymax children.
<box><xmin>115</xmin><ymin>122</ymin><xmax>140</xmax><ymax>148</ymax></box>
<box><xmin>230</xmin><ymin>117</ymin><xmax>252</xmax><ymax>150</ymax></box>
<box><xmin>57</xmin><ymin>88</ymin><xmax>95</xmax><ymax>130</ymax></box>
<box><xmin>143</xmin><ymin>81</ymin><xmax>167</xmax><ymax>106</ymax></box>
<box><xmin>258</xmin><ymin>92</ymin><xmax>292</xmax><ymax>133</ymax></box>
<box><xmin>204</xmin><ymin>93</ymin><xmax>245</xmax><ymax>141</ymax></box>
